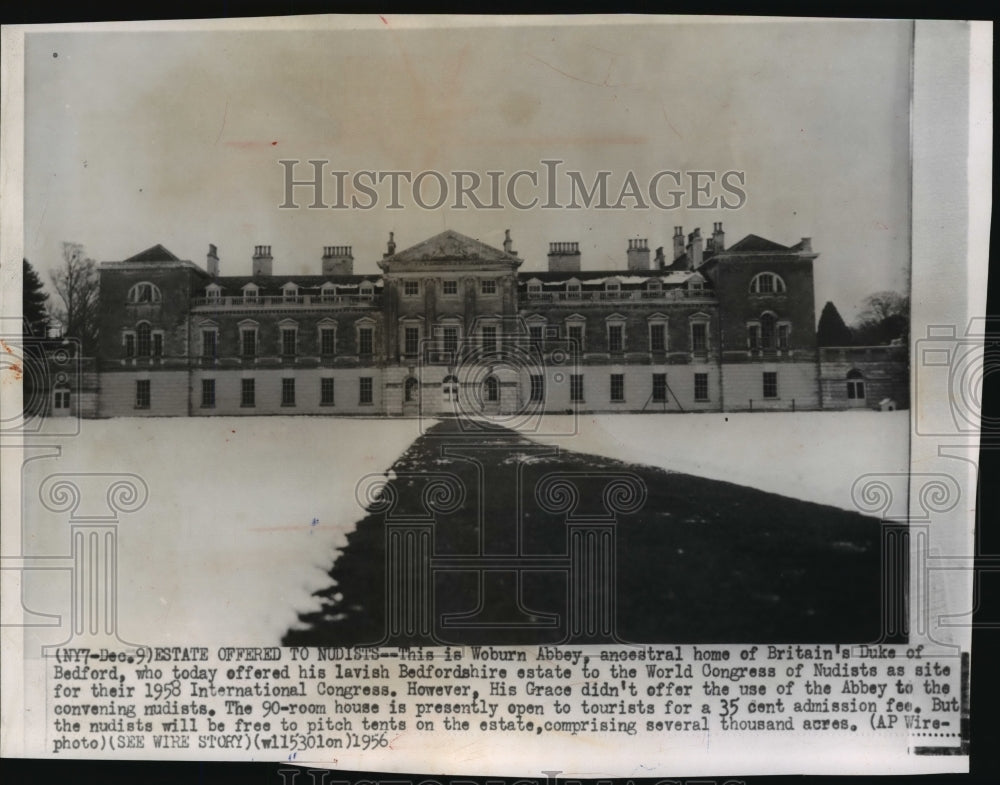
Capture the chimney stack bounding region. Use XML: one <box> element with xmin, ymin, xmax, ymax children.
<box><xmin>503</xmin><ymin>228</ymin><xmax>516</xmax><ymax>255</ymax></box>
<box><xmin>673</xmin><ymin>226</ymin><xmax>685</xmax><ymax>261</ymax></box>
<box><xmin>252</xmin><ymin>245</ymin><xmax>273</xmax><ymax>276</ymax></box>
<box><xmin>712</xmin><ymin>222</ymin><xmax>725</xmax><ymax>253</ymax></box>
<box><xmin>626</xmin><ymin>238</ymin><xmax>651</xmax><ymax>271</ymax></box>
<box><xmin>686</xmin><ymin>228</ymin><xmax>703</xmax><ymax>269</ymax></box>
<box><xmin>547</xmin><ymin>241</ymin><xmax>580</xmax><ymax>273</ymax></box>
<box><xmin>799</xmin><ymin>237</ymin><xmax>812</xmax><ymax>253</ymax></box>
<box><xmin>654</xmin><ymin>246</ymin><xmax>666</xmax><ymax>269</ymax></box>
<box><xmin>206</xmin><ymin>243</ymin><xmax>219</xmax><ymax>277</ymax></box>
<box><xmin>322</xmin><ymin>245</ymin><xmax>354</xmax><ymax>276</ymax></box>
<box><xmin>384</xmin><ymin>231</ymin><xmax>396</xmax><ymax>258</ymax></box>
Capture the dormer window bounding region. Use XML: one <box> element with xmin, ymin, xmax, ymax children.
<box><xmin>320</xmin><ymin>283</ymin><xmax>337</xmax><ymax>302</ymax></box>
<box><xmin>281</xmin><ymin>283</ymin><xmax>299</xmax><ymax>302</ymax></box>
<box><xmin>605</xmin><ymin>279</ymin><xmax>621</xmax><ymax>293</ymax></box>
<box><xmin>749</xmin><ymin>272</ymin><xmax>786</xmax><ymax>294</ymax></box>
<box><xmin>242</xmin><ymin>284</ymin><xmax>260</xmax><ymax>303</ymax></box>
<box><xmin>567</xmin><ymin>281</ymin><xmax>581</xmax><ymax>298</ymax></box>
<box><xmin>205</xmin><ymin>284</ymin><xmax>222</xmax><ymax>300</ymax></box>
<box><xmin>127</xmin><ymin>282</ymin><xmax>161</xmax><ymax>304</ymax></box>
<box><xmin>527</xmin><ymin>281</ymin><xmax>542</xmax><ymax>296</ymax></box>
<box><xmin>359</xmin><ymin>282</ymin><xmax>374</xmax><ymax>298</ymax></box>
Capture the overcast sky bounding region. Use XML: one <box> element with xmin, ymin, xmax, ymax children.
<box><xmin>23</xmin><ymin>17</ymin><xmax>912</xmax><ymax>321</ymax></box>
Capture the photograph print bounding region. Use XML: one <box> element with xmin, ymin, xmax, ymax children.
<box><xmin>11</xmin><ymin>17</ymin><xmax>914</xmax><ymax>653</ymax></box>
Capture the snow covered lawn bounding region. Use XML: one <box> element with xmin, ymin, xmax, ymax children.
<box><xmin>21</xmin><ymin>417</ymin><xmax>426</xmax><ymax>646</ymax></box>
<box><xmin>19</xmin><ymin>410</ymin><xmax>906</xmax><ymax>646</ymax></box>
<box><xmin>527</xmin><ymin>410</ymin><xmax>909</xmax><ymax>512</ymax></box>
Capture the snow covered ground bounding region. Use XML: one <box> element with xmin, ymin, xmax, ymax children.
<box><xmin>16</xmin><ymin>410</ymin><xmax>907</xmax><ymax>647</ymax></box>
<box><xmin>526</xmin><ymin>411</ymin><xmax>909</xmax><ymax>512</ymax></box>
<box><xmin>19</xmin><ymin>417</ymin><xmax>426</xmax><ymax>647</ymax></box>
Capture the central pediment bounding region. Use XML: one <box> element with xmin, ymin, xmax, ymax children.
<box><xmin>379</xmin><ymin>230</ymin><xmax>522</xmax><ymax>269</ymax></box>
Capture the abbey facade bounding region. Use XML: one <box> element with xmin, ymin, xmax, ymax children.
<box><xmin>70</xmin><ymin>226</ymin><xmax>906</xmax><ymax>418</ymax></box>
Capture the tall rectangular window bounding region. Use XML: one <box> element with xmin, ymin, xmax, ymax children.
<box><xmin>652</xmin><ymin>373</ymin><xmax>667</xmax><ymax>403</ymax></box>
<box><xmin>443</xmin><ymin>326</ymin><xmax>459</xmax><ymax>355</ymax></box>
<box><xmin>404</xmin><ymin>327</ymin><xmax>420</xmax><ymax>356</ymax></box>
<box><xmin>281</xmin><ymin>378</ymin><xmax>296</xmax><ymax>406</ymax></box>
<box><xmin>777</xmin><ymin>324</ymin><xmax>790</xmax><ymax>351</ymax></box>
<box><xmin>135</xmin><ymin>380</ymin><xmax>150</xmax><ymax>409</ymax></box>
<box><xmin>481</xmin><ymin>326</ymin><xmax>497</xmax><ymax>353</ymax></box>
<box><xmin>201</xmin><ymin>379</ymin><xmax>215</xmax><ymax>408</ymax></box>
<box><xmin>241</xmin><ymin>329</ymin><xmax>256</xmax><ymax>358</ymax></box>
<box><xmin>610</xmin><ymin>373</ymin><xmax>625</xmax><ymax>402</ymax></box>
<box><xmin>137</xmin><ymin>325</ymin><xmax>151</xmax><ymax>357</ymax></box>
<box><xmin>649</xmin><ymin>323</ymin><xmax>666</xmax><ymax>352</ymax></box>
<box><xmin>694</xmin><ymin>373</ymin><xmax>709</xmax><ymax>402</ymax></box>
<box><xmin>281</xmin><ymin>328</ymin><xmax>297</xmax><ymax>356</ymax></box>
<box><xmin>748</xmin><ymin>325</ymin><xmax>760</xmax><ymax>351</ymax></box>
<box><xmin>320</xmin><ymin>328</ymin><xmax>336</xmax><ymax>356</ymax></box>
<box><xmin>529</xmin><ymin>325</ymin><xmax>544</xmax><ymax>346</ymax></box>
<box><xmin>608</xmin><ymin>324</ymin><xmax>624</xmax><ymax>353</ymax></box>
<box><xmin>358</xmin><ymin>327</ymin><xmax>373</xmax><ymax>355</ymax></box>
<box><xmin>763</xmin><ymin>372</ymin><xmax>778</xmax><ymax>399</ymax></box>
<box><xmin>359</xmin><ymin>377</ymin><xmax>373</xmax><ymax>404</ymax></box>
<box><xmin>152</xmin><ymin>333</ymin><xmax>163</xmax><ymax>357</ymax></box>
<box><xmin>124</xmin><ymin>334</ymin><xmax>135</xmax><ymax>358</ymax></box>
<box><xmin>530</xmin><ymin>374</ymin><xmax>544</xmax><ymax>402</ymax></box>
<box><xmin>568</xmin><ymin>324</ymin><xmax>584</xmax><ymax>352</ymax></box>
<box><xmin>201</xmin><ymin>330</ymin><xmax>216</xmax><ymax>358</ymax></box>
<box><xmin>691</xmin><ymin>322</ymin><xmax>708</xmax><ymax>353</ymax></box>
<box><xmin>241</xmin><ymin>378</ymin><xmax>255</xmax><ymax>407</ymax></box>
<box><xmin>320</xmin><ymin>378</ymin><xmax>335</xmax><ymax>406</ymax></box>
<box><xmin>570</xmin><ymin>374</ymin><xmax>584</xmax><ymax>403</ymax></box>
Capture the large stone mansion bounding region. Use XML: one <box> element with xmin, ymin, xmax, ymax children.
<box><xmin>51</xmin><ymin>225</ymin><xmax>907</xmax><ymax>418</ymax></box>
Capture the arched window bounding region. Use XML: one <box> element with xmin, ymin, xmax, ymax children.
<box><xmin>847</xmin><ymin>369</ymin><xmax>866</xmax><ymax>401</ymax></box>
<box><xmin>136</xmin><ymin>322</ymin><xmax>152</xmax><ymax>357</ymax></box>
<box><xmin>484</xmin><ymin>375</ymin><xmax>499</xmax><ymax>403</ymax></box>
<box><xmin>128</xmin><ymin>282</ymin><xmax>161</xmax><ymax>303</ymax></box>
<box><xmin>442</xmin><ymin>375</ymin><xmax>459</xmax><ymax>403</ymax></box>
<box><xmin>404</xmin><ymin>376</ymin><xmax>419</xmax><ymax>402</ymax></box>
<box><xmin>749</xmin><ymin>272</ymin><xmax>786</xmax><ymax>294</ymax></box>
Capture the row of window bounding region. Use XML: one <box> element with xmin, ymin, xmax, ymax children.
<box><xmin>135</xmin><ymin>371</ymin><xmax>785</xmax><ymax>410</ymax></box>
<box><xmin>139</xmin><ymin>317</ymin><xmax>787</xmax><ymax>360</ymax></box>
<box><xmin>402</xmin><ymin>279</ymin><xmax>497</xmax><ymax>298</ymax></box>
<box><xmin>198</xmin><ymin>321</ymin><xmax>711</xmax><ymax>359</ymax></box>
<box><xmin>129</xmin><ymin>271</ymin><xmax>787</xmax><ymax>308</ymax></box>
<box><xmin>134</xmin><ymin>377</ymin><xmax>375</xmax><ymax>409</ymax></box>
<box><xmin>203</xmin><ymin>325</ymin><xmax>375</xmax><ymax>358</ymax></box>
<box><xmin>561</xmin><ymin>373</ymin><xmax>710</xmax><ymax>403</ymax></box>
<box><xmin>523</xmin><ymin>278</ymin><xmax>704</xmax><ymax>296</ymax></box>
<box><xmin>202</xmin><ymin>282</ymin><xmax>378</xmax><ymax>301</ymax></box>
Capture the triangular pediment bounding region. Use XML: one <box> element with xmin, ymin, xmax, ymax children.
<box><xmin>383</xmin><ymin>230</ymin><xmax>520</xmax><ymax>265</ymax></box>
<box><xmin>726</xmin><ymin>234</ymin><xmax>790</xmax><ymax>254</ymax></box>
<box><xmin>124</xmin><ymin>244</ymin><xmax>180</xmax><ymax>262</ymax></box>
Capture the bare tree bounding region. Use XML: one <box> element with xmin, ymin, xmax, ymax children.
<box><xmin>50</xmin><ymin>242</ymin><xmax>100</xmax><ymax>355</ymax></box>
<box><xmin>852</xmin><ymin>290</ymin><xmax>909</xmax><ymax>346</ymax></box>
